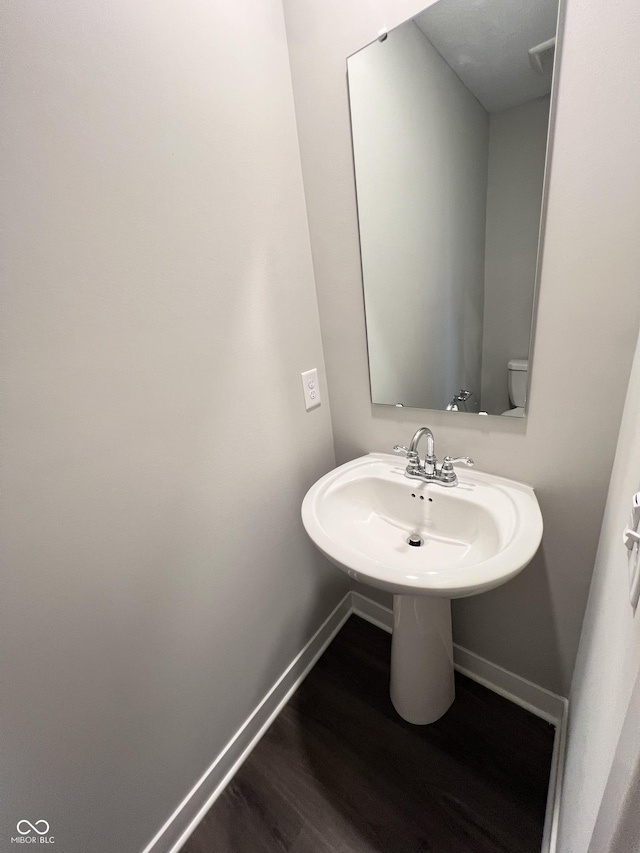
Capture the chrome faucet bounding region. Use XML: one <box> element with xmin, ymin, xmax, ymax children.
<box><xmin>445</xmin><ymin>389</ymin><xmax>472</xmax><ymax>412</ymax></box>
<box><xmin>394</xmin><ymin>427</ymin><xmax>474</xmax><ymax>488</ymax></box>
<box><xmin>409</xmin><ymin>426</ymin><xmax>436</xmax><ymax>468</ymax></box>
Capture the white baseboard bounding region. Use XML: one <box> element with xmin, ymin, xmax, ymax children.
<box><xmin>141</xmin><ymin>592</ymin><xmax>353</xmax><ymax>853</ymax></box>
<box><xmin>453</xmin><ymin>644</ymin><xmax>565</xmax><ymax>725</ymax></box>
<box><xmin>142</xmin><ymin>590</ymin><xmax>568</xmax><ymax>853</ymax></box>
<box><xmin>352</xmin><ymin>591</ymin><xmax>568</xmax><ymax>853</ymax></box>
<box><xmin>544</xmin><ymin>692</ymin><xmax>568</xmax><ymax>853</ymax></box>
<box><xmin>350</xmin><ymin>591</ymin><xmax>394</xmax><ymax>633</ymax></box>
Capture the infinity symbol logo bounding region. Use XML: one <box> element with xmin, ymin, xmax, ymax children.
<box><xmin>17</xmin><ymin>820</ymin><xmax>50</xmax><ymax>836</ymax></box>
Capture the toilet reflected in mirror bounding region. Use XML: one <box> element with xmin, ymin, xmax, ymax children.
<box><xmin>502</xmin><ymin>359</ymin><xmax>529</xmax><ymax>418</ymax></box>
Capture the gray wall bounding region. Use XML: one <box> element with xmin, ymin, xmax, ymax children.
<box><xmin>349</xmin><ymin>21</ymin><xmax>488</xmax><ymax>410</ymax></box>
<box><xmin>558</xmin><ymin>328</ymin><xmax>640</xmax><ymax>850</ymax></box>
<box><xmin>481</xmin><ymin>96</ymin><xmax>550</xmax><ymax>414</ymax></box>
<box><xmin>282</xmin><ymin>0</ymin><xmax>640</xmax><ymax>696</ymax></box>
<box><xmin>0</xmin><ymin>1</ymin><xmax>347</xmax><ymax>851</ymax></box>
<box><xmin>587</xmin><ymin>662</ymin><xmax>640</xmax><ymax>853</ymax></box>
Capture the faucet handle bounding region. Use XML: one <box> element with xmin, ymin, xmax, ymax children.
<box><xmin>438</xmin><ymin>455</ymin><xmax>474</xmax><ymax>486</ymax></box>
<box><xmin>393</xmin><ymin>445</ymin><xmax>420</xmax><ymax>464</ymax></box>
<box><xmin>442</xmin><ymin>456</ymin><xmax>474</xmax><ymax>469</ymax></box>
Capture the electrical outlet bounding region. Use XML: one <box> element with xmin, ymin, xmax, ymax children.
<box><xmin>301</xmin><ymin>368</ymin><xmax>321</xmax><ymax>411</ymax></box>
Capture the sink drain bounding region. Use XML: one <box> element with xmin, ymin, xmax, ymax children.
<box><xmin>407</xmin><ymin>534</ymin><xmax>424</xmax><ymax>547</ymax></box>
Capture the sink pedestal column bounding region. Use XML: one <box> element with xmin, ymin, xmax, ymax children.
<box><xmin>390</xmin><ymin>594</ymin><xmax>454</xmax><ymax>724</ymax></box>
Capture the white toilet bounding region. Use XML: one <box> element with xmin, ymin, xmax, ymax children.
<box><xmin>501</xmin><ymin>358</ymin><xmax>528</xmax><ymax>417</ymax></box>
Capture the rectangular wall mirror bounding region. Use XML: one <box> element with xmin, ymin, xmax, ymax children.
<box><xmin>347</xmin><ymin>0</ymin><xmax>560</xmax><ymax>416</ymax></box>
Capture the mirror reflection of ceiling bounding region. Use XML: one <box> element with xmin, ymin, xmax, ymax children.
<box><xmin>414</xmin><ymin>0</ymin><xmax>559</xmax><ymax>112</ymax></box>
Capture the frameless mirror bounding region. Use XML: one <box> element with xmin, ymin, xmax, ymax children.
<box><xmin>347</xmin><ymin>0</ymin><xmax>559</xmax><ymax>416</ymax></box>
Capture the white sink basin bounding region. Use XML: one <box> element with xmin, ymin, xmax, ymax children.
<box><xmin>302</xmin><ymin>452</ymin><xmax>543</xmax><ymax>724</ymax></box>
<box><xmin>302</xmin><ymin>453</ymin><xmax>542</xmax><ymax>598</ymax></box>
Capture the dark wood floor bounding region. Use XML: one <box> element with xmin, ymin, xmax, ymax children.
<box><xmin>181</xmin><ymin>616</ymin><xmax>555</xmax><ymax>853</ymax></box>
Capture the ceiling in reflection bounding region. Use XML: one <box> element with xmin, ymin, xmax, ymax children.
<box><xmin>414</xmin><ymin>0</ymin><xmax>558</xmax><ymax>111</ymax></box>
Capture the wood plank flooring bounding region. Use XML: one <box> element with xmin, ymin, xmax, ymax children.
<box><xmin>181</xmin><ymin>616</ymin><xmax>555</xmax><ymax>853</ymax></box>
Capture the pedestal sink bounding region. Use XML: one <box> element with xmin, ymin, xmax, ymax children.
<box><xmin>301</xmin><ymin>453</ymin><xmax>543</xmax><ymax>724</ymax></box>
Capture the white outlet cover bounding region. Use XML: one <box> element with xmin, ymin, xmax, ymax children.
<box><xmin>301</xmin><ymin>368</ymin><xmax>321</xmax><ymax>411</ymax></box>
